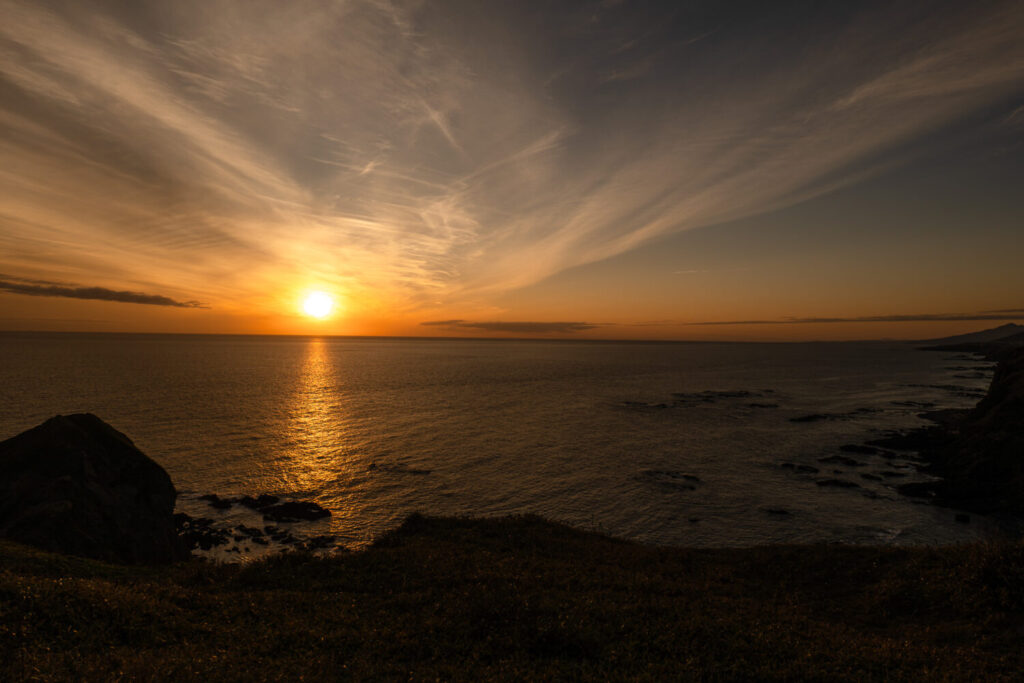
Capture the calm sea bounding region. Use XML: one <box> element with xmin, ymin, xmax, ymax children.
<box><xmin>0</xmin><ymin>332</ymin><xmax>998</xmax><ymax>551</ymax></box>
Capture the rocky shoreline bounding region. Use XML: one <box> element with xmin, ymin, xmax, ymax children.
<box><xmin>175</xmin><ymin>493</ymin><xmax>343</xmax><ymax>557</ymax></box>
<box><xmin>2</xmin><ymin>334</ymin><xmax>1023</xmax><ymax>565</ymax></box>
<box><xmin>0</xmin><ymin>413</ymin><xmax>346</xmax><ymax>563</ymax></box>
<box><xmin>885</xmin><ymin>344</ymin><xmax>1024</xmax><ymax>517</ymax></box>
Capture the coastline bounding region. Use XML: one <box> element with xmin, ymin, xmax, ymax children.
<box><xmin>890</xmin><ymin>345</ymin><xmax>1024</xmax><ymax>520</ymax></box>
<box><xmin>2</xmin><ymin>341</ymin><xmax>1024</xmax><ymax>677</ymax></box>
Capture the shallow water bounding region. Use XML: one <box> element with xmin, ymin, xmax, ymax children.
<box><xmin>0</xmin><ymin>332</ymin><xmax>998</xmax><ymax>551</ymax></box>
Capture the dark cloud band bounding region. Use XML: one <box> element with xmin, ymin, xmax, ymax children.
<box><xmin>421</xmin><ymin>320</ymin><xmax>598</xmax><ymax>333</ymax></box>
<box><xmin>0</xmin><ymin>278</ymin><xmax>207</xmax><ymax>309</ymax></box>
<box><xmin>686</xmin><ymin>312</ymin><xmax>1024</xmax><ymax>325</ymax></box>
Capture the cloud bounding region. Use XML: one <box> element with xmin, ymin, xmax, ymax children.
<box><xmin>685</xmin><ymin>312</ymin><xmax>1024</xmax><ymax>326</ymax></box>
<box><xmin>421</xmin><ymin>320</ymin><xmax>600</xmax><ymax>334</ymax></box>
<box><xmin>0</xmin><ymin>275</ymin><xmax>207</xmax><ymax>308</ymax></box>
<box><xmin>0</xmin><ymin>0</ymin><xmax>1021</xmax><ymax>312</ymax></box>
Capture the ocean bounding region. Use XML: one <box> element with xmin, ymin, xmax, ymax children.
<box><xmin>0</xmin><ymin>332</ymin><xmax>999</xmax><ymax>553</ymax></box>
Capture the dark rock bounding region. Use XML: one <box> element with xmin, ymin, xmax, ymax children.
<box><xmin>238</xmin><ymin>493</ymin><xmax>280</xmax><ymax>510</ymax></box>
<box><xmin>261</xmin><ymin>500</ymin><xmax>331</xmax><ymax>522</ymax></box>
<box><xmin>866</xmin><ymin>430</ymin><xmax>943</xmax><ymax>453</ymax></box>
<box><xmin>891</xmin><ymin>401</ymin><xmax>937</xmax><ymax>408</ymax></box>
<box><xmin>269</xmin><ymin>528</ymin><xmax>297</xmax><ymax>544</ymax></box>
<box><xmin>819</xmin><ymin>455</ymin><xmax>865</xmax><ymax>467</ymax></box>
<box><xmin>815</xmin><ymin>479</ymin><xmax>860</xmax><ymax>489</ymax></box>
<box><xmin>879</xmin><ymin>471</ymin><xmax>908</xmax><ymax>478</ymax></box>
<box><xmin>790</xmin><ymin>414</ymin><xmax>832</xmax><ymax>423</ymax></box>
<box><xmin>175</xmin><ymin>513</ymin><xmax>229</xmax><ymax>551</ymax></box>
<box><xmin>199</xmin><ymin>493</ymin><xmax>233</xmax><ymax>510</ymax></box>
<box><xmin>747</xmin><ymin>403</ymin><xmax>779</xmax><ymax>409</ymax></box>
<box><xmin>955</xmin><ymin>513</ymin><xmax>971</xmax><ymax>524</ymax></box>
<box><xmin>920</xmin><ymin>409</ymin><xmax>971</xmax><ymax>426</ymax></box>
<box><xmin>780</xmin><ymin>463</ymin><xmax>819</xmax><ymax>474</ymax></box>
<box><xmin>621</xmin><ymin>400</ymin><xmax>669</xmax><ymax>410</ymax></box>
<box><xmin>0</xmin><ymin>414</ymin><xmax>187</xmax><ymax>564</ymax></box>
<box><xmin>839</xmin><ymin>444</ymin><xmax>880</xmax><ymax>455</ymax></box>
<box><xmin>860</xmin><ymin>473</ymin><xmax>883</xmax><ymax>482</ymax></box>
<box><xmin>252</xmin><ymin>536</ymin><xmax>269</xmax><ymax>545</ymax></box>
<box><xmin>897</xmin><ymin>482</ymin><xmax>936</xmax><ymax>498</ymax></box>
<box><xmin>672</xmin><ymin>390</ymin><xmax>758</xmax><ymax>403</ymax></box>
<box><xmin>763</xmin><ymin>508</ymin><xmax>790</xmax><ymax>515</ymax></box>
<box><xmin>637</xmin><ymin>470</ymin><xmax>701</xmax><ymax>491</ymax></box>
<box><xmin>300</xmin><ymin>534</ymin><xmax>337</xmax><ymax>550</ymax></box>
<box><xmin>903</xmin><ymin>383</ymin><xmax>987</xmax><ymax>399</ymax></box>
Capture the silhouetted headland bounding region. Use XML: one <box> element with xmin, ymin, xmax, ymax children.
<box><xmin>892</xmin><ymin>344</ymin><xmax>1024</xmax><ymax>516</ymax></box>
<box><xmin>918</xmin><ymin>323</ymin><xmax>1024</xmax><ymax>362</ymax></box>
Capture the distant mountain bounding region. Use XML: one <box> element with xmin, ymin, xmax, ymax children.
<box><xmin>923</xmin><ymin>323</ymin><xmax>1024</xmax><ymax>345</ymax></box>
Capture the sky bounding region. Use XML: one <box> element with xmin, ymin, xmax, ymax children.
<box><xmin>1</xmin><ymin>0</ymin><xmax>1022</xmax><ymax>340</ymax></box>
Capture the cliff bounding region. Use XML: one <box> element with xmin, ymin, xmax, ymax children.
<box><xmin>924</xmin><ymin>347</ymin><xmax>1024</xmax><ymax>514</ymax></box>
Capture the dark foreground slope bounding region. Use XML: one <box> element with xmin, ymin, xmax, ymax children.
<box><xmin>3</xmin><ymin>513</ymin><xmax>1024</xmax><ymax>681</ymax></box>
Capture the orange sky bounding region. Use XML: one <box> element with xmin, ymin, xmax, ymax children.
<box><xmin>1</xmin><ymin>0</ymin><xmax>1022</xmax><ymax>341</ymax></box>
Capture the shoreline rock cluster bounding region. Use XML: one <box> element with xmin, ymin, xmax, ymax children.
<box><xmin>197</xmin><ymin>492</ymin><xmax>331</xmax><ymax>522</ymax></box>
<box><xmin>175</xmin><ymin>512</ymin><xmax>342</xmax><ymax>554</ymax></box>
<box><xmin>0</xmin><ymin>413</ymin><xmax>338</xmax><ymax>564</ymax></box>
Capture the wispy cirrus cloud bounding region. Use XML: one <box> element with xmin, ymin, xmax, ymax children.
<box><xmin>0</xmin><ymin>0</ymin><xmax>1021</xmax><ymax>316</ymax></box>
<box><xmin>0</xmin><ymin>275</ymin><xmax>206</xmax><ymax>308</ymax></box>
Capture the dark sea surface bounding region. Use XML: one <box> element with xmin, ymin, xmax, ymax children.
<box><xmin>0</xmin><ymin>332</ymin><xmax>999</xmax><ymax>553</ymax></box>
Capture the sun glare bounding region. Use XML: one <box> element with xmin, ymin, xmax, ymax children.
<box><xmin>302</xmin><ymin>291</ymin><xmax>334</xmax><ymax>319</ymax></box>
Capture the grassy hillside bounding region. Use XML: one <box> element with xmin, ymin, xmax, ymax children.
<box><xmin>3</xmin><ymin>513</ymin><xmax>1024</xmax><ymax>681</ymax></box>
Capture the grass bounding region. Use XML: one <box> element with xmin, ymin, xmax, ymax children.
<box><xmin>2</xmin><ymin>513</ymin><xmax>1024</xmax><ymax>681</ymax></box>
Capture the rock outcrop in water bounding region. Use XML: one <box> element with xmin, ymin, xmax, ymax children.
<box><xmin>0</xmin><ymin>413</ymin><xmax>187</xmax><ymax>564</ymax></box>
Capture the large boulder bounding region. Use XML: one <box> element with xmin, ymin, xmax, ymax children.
<box><xmin>0</xmin><ymin>414</ymin><xmax>187</xmax><ymax>564</ymax></box>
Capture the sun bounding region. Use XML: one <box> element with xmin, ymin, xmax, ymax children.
<box><xmin>302</xmin><ymin>291</ymin><xmax>334</xmax><ymax>319</ymax></box>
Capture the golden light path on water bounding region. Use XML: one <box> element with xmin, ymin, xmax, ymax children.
<box><xmin>280</xmin><ymin>338</ymin><xmax>358</xmax><ymax>527</ymax></box>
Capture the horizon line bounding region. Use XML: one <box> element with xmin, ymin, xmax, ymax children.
<box><xmin>0</xmin><ymin>329</ymin><xmax>982</xmax><ymax>345</ymax></box>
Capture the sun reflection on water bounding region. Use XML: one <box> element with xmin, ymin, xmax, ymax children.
<box><xmin>279</xmin><ymin>338</ymin><xmax>358</xmax><ymax>513</ymax></box>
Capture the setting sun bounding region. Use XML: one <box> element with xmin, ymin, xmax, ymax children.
<box><xmin>302</xmin><ymin>291</ymin><xmax>334</xmax><ymax>319</ymax></box>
